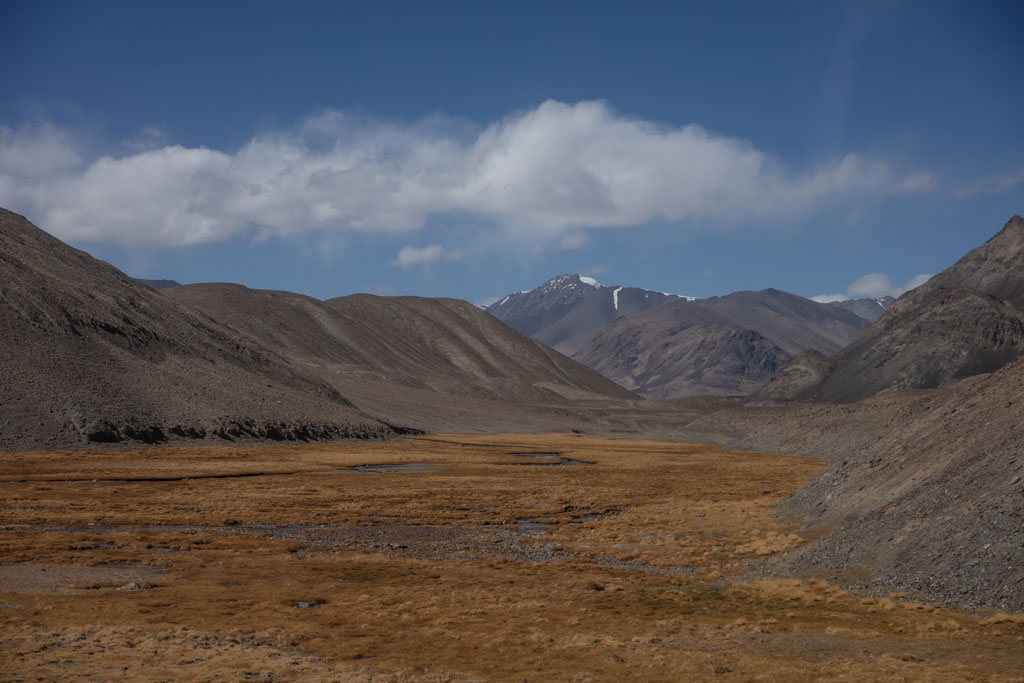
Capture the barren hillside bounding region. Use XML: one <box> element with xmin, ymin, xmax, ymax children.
<box><xmin>575</xmin><ymin>289</ymin><xmax>867</xmax><ymax>398</ymax></box>
<box><xmin>0</xmin><ymin>209</ymin><xmax>390</xmax><ymax>449</ymax></box>
<box><xmin>755</xmin><ymin>216</ymin><xmax>1024</xmax><ymax>404</ymax></box>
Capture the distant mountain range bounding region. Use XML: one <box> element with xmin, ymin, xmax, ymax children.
<box><xmin>574</xmin><ymin>289</ymin><xmax>869</xmax><ymax>398</ymax></box>
<box><xmin>827</xmin><ymin>296</ymin><xmax>894</xmax><ymax>321</ymax></box>
<box><xmin>487</xmin><ymin>275</ymin><xmax>877</xmax><ymax>398</ymax></box>
<box><xmin>0</xmin><ymin>208</ymin><xmax>636</xmax><ymax>448</ymax></box>
<box><xmin>166</xmin><ymin>283</ymin><xmax>634</xmax><ymax>432</ymax></box>
<box><xmin>486</xmin><ymin>274</ymin><xmax>694</xmax><ymax>355</ymax></box>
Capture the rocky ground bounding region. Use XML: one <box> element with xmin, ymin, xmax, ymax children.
<box><xmin>683</xmin><ymin>357</ymin><xmax>1024</xmax><ymax>613</ymax></box>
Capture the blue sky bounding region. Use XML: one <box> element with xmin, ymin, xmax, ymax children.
<box><xmin>1</xmin><ymin>1</ymin><xmax>1021</xmax><ymax>304</ymax></box>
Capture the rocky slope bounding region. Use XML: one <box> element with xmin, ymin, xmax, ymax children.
<box><xmin>166</xmin><ymin>284</ymin><xmax>635</xmax><ymax>406</ymax></box>
<box><xmin>135</xmin><ymin>278</ymin><xmax>181</xmax><ymax>290</ymax></box>
<box><xmin>680</xmin><ymin>216</ymin><xmax>1024</xmax><ymax>612</ymax></box>
<box><xmin>574</xmin><ymin>289</ymin><xmax>868</xmax><ymax>397</ymax></box>
<box><xmin>685</xmin><ymin>357</ymin><xmax>1024</xmax><ymax>612</ymax></box>
<box><xmin>756</xmin><ymin>216</ymin><xmax>1024</xmax><ymax>404</ymax></box>
<box><xmin>827</xmin><ymin>296</ymin><xmax>894</xmax><ymax>321</ymax></box>
<box><xmin>0</xmin><ymin>208</ymin><xmax>391</xmax><ymax>449</ymax></box>
<box><xmin>0</xmin><ymin>208</ymin><xmax>700</xmax><ymax>446</ymax></box>
<box><xmin>486</xmin><ymin>274</ymin><xmax>690</xmax><ymax>355</ymax></box>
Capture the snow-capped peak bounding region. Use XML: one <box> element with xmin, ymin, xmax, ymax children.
<box><xmin>540</xmin><ymin>274</ymin><xmax>603</xmax><ymax>292</ymax></box>
<box><xmin>658</xmin><ymin>291</ymin><xmax>696</xmax><ymax>302</ymax></box>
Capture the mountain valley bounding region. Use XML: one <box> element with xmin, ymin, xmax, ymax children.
<box><xmin>2</xmin><ymin>207</ymin><xmax>1023</xmax><ymax>679</ymax></box>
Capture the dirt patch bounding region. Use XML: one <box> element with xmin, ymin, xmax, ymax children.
<box><xmin>0</xmin><ymin>564</ymin><xmax>165</xmax><ymax>594</ymax></box>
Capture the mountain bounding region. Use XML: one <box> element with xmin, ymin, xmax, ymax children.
<box><xmin>486</xmin><ymin>274</ymin><xmax>693</xmax><ymax>355</ymax></box>
<box><xmin>827</xmin><ymin>296</ymin><xmax>894</xmax><ymax>321</ymax></box>
<box><xmin>0</xmin><ymin>208</ymin><xmax>647</xmax><ymax>447</ymax></box>
<box><xmin>755</xmin><ymin>216</ymin><xmax>1024</xmax><ymax>404</ymax></box>
<box><xmin>0</xmin><ymin>208</ymin><xmax>390</xmax><ymax>449</ymax></box>
<box><xmin>573</xmin><ymin>289</ymin><xmax>869</xmax><ymax>398</ymax></box>
<box><xmin>165</xmin><ymin>283</ymin><xmax>635</xmax><ymax>408</ymax></box>
<box><xmin>135</xmin><ymin>278</ymin><xmax>182</xmax><ymax>290</ymax></box>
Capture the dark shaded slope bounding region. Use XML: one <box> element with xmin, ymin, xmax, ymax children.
<box><xmin>759</xmin><ymin>216</ymin><xmax>1024</xmax><ymax>404</ymax></box>
<box><xmin>747</xmin><ymin>349</ymin><xmax>836</xmax><ymax>405</ymax></box>
<box><xmin>574</xmin><ymin>290</ymin><xmax>867</xmax><ymax>398</ymax></box>
<box><xmin>815</xmin><ymin>287</ymin><xmax>1024</xmax><ymax>402</ymax></box>
<box><xmin>694</xmin><ymin>289</ymin><xmax>868</xmax><ymax>355</ymax></box>
<box><xmin>0</xmin><ymin>208</ymin><xmax>390</xmax><ymax>449</ymax></box>
<box><xmin>575</xmin><ymin>310</ymin><xmax>789</xmax><ymax>398</ymax></box>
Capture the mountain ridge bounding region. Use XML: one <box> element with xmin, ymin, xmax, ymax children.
<box><xmin>486</xmin><ymin>274</ymin><xmax>694</xmax><ymax>355</ymax></box>
<box><xmin>573</xmin><ymin>289</ymin><xmax>868</xmax><ymax>397</ymax></box>
<box><xmin>754</xmin><ymin>215</ymin><xmax>1024</xmax><ymax>404</ymax></box>
<box><xmin>0</xmin><ymin>208</ymin><xmax>392</xmax><ymax>449</ymax></box>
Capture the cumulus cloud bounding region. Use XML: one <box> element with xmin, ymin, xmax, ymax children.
<box><xmin>0</xmin><ymin>120</ymin><xmax>81</xmax><ymax>179</ymax></box>
<box><xmin>390</xmin><ymin>243</ymin><xmax>464</xmax><ymax>268</ymax></box>
<box><xmin>812</xmin><ymin>272</ymin><xmax>933</xmax><ymax>302</ymax></box>
<box><xmin>0</xmin><ymin>101</ymin><xmax>934</xmax><ymax>248</ymax></box>
<box><xmin>954</xmin><ymin>167</ymin><xmax>1024</xmax><ymax>199</ymax></box>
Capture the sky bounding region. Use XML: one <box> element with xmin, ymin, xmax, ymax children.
<box><xmin>1</xmin><ymin>1</ymin><xmax>1022</xmax><ymax>305</ymax></box>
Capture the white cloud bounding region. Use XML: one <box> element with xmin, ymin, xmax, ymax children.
<box><xmin>121</xmin><ymin>126</ymin><xmax>171</xmax><ymax>152</ymax></box>
<box><xmin>813</xmin><ymin>272</ymin><xmax>933</xmax><ymax>302</ymax></box>
<box><xmin>556</xmin><ymin>231</ymin><xmax>590</xmax><ymax>250</ymax></box>
<box><xmin>390</xmin><ymin>243</ymin><xmax>464</xmax><ymax>268</ymax></box>
<box><xmin>0</xmin><ymin>101</ymin><xmax>934</xmax><ymax>249</ymax></box>
<box><xmin>897</xmin><ymin>171</ymin><xmax>937</xmax><ymax>193</ymax></box>
<box><xmin>476</xmin><ymin>296</ymin><xmax>500</xmax><ymax>308</ymax></box>
<box><xmin>954</xmin><ymin>167</ymin><xmax>1024</xmax><ymax>199</ymax></box>
<box><xmin>846</xmin><ymin>272</ymin><xmax>895</xmax><ymax>298</ymax></box>
<box><xmin>0</xmin><ymin>120</ymin><xmax>81</xmax><ymax>179</ymax></box>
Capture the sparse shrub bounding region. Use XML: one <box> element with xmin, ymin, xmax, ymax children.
<box><xmin>982</xmin><ymin>612</ymin><xmax>1024</xmax><ymax>626</ymax></box>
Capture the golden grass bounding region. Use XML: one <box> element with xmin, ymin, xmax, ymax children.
<box><xmin>0</xmin><ymin>434</ymin><xmax>1022</xmax><ymax>680</ymax></box>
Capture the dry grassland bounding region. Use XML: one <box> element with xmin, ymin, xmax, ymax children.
<box><xmin>1</xmin><ymin>434</ymin><xmax>1022</xmax><ymax>681</ymax></box>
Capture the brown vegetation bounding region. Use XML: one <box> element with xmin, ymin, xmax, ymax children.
<box><xmin>2</xmin><ymin>435</ymin><xmax>1022</xmax><ymax>680</ymax></box>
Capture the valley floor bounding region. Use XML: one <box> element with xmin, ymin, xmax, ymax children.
<box><xmin>1</xmin><ymin>435</ymin><xmax>1022</xmax><ymax>681</ymax></box>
